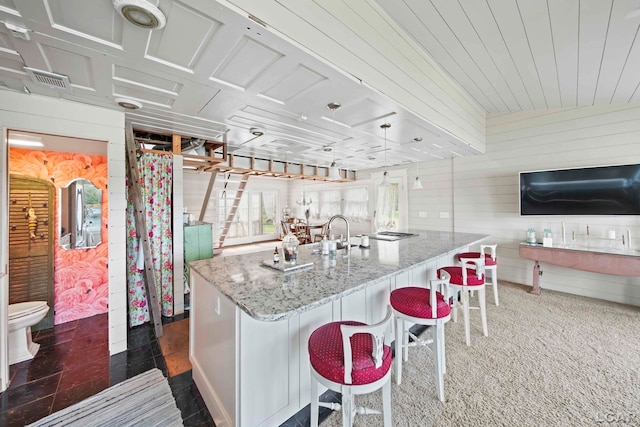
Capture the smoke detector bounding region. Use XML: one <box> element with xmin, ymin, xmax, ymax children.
<box><xmin>24</xmin><ymin>67</ymin><xmax>70</xmax><ymax>90</ymax></box>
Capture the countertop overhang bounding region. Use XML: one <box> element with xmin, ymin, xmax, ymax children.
<box><xmin>189</xmin><ymin>230</ymin><xmax>488</xmax><ymax>321</ymax></box>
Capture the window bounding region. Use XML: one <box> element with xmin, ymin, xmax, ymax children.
<box><xmin>319</xmin><ymin>190</ymin><xmax>341</xmax><ymax>219</ymax></box>
<box><xmin>375</xmin><ymin>183</ymin><xmax>399</xmax><ymax>231</ymax></box>
<box><xmin>343</xmin><ymin>187</ymin><xmax>369</xmax><ymax>222</ymax></box>
<box><xmin>221</xmin><ymin>190</ymin><xmax>278</xmax><ymax>243</ymax></box>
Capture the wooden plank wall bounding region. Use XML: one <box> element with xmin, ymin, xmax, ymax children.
<box><xmin>452</xmin><ymin>105</ymin><xmax>640</xmax><ymax>306</ymax></box>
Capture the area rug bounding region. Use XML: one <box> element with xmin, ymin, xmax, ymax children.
<box><xmin>158</xmin><ymin>318</ymin><xmax>191</xmax><ymax>377</ymax></box>
<box><xmin>27</xmin><ymin>368</ymin><xmax>183</xmax><ymax>426</ymax></box>
<box><xmin>323</xmin><ymin>281</ymin><xmax>640</xmax><ymax>426</ymax></box>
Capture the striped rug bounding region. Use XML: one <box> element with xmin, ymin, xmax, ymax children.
<box><xmin>27</xmin><ymin>369</ymin><xmax>183</xmax><ymax>427</ymax></box>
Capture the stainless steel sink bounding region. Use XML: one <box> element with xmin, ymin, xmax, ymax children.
<box><xmin>369</xmin><ymin>232</ymin><xmax>417</xmax><ymax>241</ymax></box>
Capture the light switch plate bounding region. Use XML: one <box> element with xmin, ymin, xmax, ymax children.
<box><xmin>440</xmin><ymin>212</ymin><xmax>449</xmax><ymax>219</ymax></box>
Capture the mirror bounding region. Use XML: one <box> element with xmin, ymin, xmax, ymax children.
<box><xmin>59</xmin><ymin>179</ymin><xmax>102</xmax><ymax>249</ymax></box>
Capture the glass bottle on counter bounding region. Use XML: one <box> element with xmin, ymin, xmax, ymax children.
<box><xmin>282</xmin><ymin>232</ymin><xmax>299</xmax><ymax>264</ymax></box>
<box><xmin>273</xmin><ymin>246</ymin><xmax>280</xmax><ymax>263</ymax></box>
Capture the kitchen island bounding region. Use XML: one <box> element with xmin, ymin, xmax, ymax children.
<box><xmin>189</xmin><ymin>230</ymin><xmax>487</xmax><ymax>427</ymax></box>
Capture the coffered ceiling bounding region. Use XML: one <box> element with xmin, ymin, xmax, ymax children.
<box><xmin>1</xmin><ymin>0</ymin><xmax>639</xmax><ymax>172</ymax></box>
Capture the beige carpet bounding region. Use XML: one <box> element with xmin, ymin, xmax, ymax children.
<box><xmin>323</xmin><ymin>281</ymin><xmax>640</xmax><ymax>426</ymax></box>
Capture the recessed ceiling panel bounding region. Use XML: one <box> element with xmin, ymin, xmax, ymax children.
<box><xmin>261</xmin><ymin>65</ymin><xmax>327</xmax><ymax>103</ymax></box>
<box><xmin>147</xmin><ymin>2</ymin><xmax>222</xmax><ymax>70</ymax></box>
<box><xmin>212</xmin><ymin>36</ymin><xmax>283</xmax><ymax>89</ymax></box>
<box><xmin>0</xmin><ymin>0</ymin><xmax>19</xmax><ymax>15</ymax></box>
<box><xmin>40</xmin><ymin>44</ymin><xmax>93</xmax><ymax>88</ymax></box>
<box><xmin>46</xmin><ymin>0</ymin><xmax>123</xmax><ymax>46</ymax></box>
<box><xmin>113</xmin><ymin>65</ymin><xmax>182</xmax><ymax>95</ymax></box>
<box><xmin>113</xmin><ymin>84</ymin><xmax>175</xmax><ymax>107</ymax></box>
<box><xmin>0</xmin><ymin>55</ymin><xmax>24</xmax><ymax>73</ymax></box>
<box><xmin>337</xmin><ymin>98</ymin><xmax>396</xmax><ymax>128</ymax></box>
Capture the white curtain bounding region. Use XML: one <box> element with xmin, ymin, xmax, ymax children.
<box><xmin>375</xmin><ymin>183</ymin><xmax>398</xmax><ymax>231</ymax></box>
<box><xmin>320</xmin><ymin>190</ymin><xmax>341</xmax><ymax>219</ymax></box>
<box><xmin>343</xmin><ymin>187</ymin><xmax>369</xmax><ymax>222</ymax></box>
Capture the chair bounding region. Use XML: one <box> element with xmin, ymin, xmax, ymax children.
<box><xmin>294</xmin><ymin>220</ymin><xmax>311</xmax><ymax>244</ymax></box>
<box><xmin>308</xmin><ymin>307</ymin><xmax>393</xmax><ymax>427</ymax></box>
<box><xmin>281</xmin><ymin>220</ymin><xmax>292</xmax><ymax>239</ymax></box>
<box><xmin>438</xmin><ymin>257</ymin><xmax>487</xmax><ymax>346</ymax></box>
<box><xmin>457</xmin><ymin>244</ymin><xmax>499</xmax><ymax>306</ymax></box>
<box><xmin>313</xmin><ymin>222</ymin><xmax>331</xmax><ymax>242</ymax></box>
<box><xmin>390</xmin><ymin>274</ymin><xmax>451</xmax><ymax>402</ymax></box>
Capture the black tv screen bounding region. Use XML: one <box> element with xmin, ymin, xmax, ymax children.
<box><xmin>519</xmin><ymin>164</ymin><xmax>640</xmax><ymax>215</ymax></box>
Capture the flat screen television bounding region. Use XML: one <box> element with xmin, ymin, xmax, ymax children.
<box><xmin>519</xmin><ymin>164</ymin><xmax>640</xmax><ymax>215</ymax></box>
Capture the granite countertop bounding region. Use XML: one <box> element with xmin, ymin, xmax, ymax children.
<box><xmin>189</xmin><ymin>230</ymin><xmax>488</xmax><ymax>322</ymax></box>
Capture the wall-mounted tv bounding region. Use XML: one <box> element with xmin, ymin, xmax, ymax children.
<box><xmin>519</xmin><ymin>164</ymin><xmax>640</xmax><ymax>216</ymax></box>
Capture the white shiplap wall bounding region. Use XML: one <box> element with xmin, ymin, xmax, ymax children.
<box><xmin>0</xmin><ymin>92</ymin><xmax>127</xmax><ymax>354</ymax></box>
<box><xmin>449</xmin><ymin>105</ymin><xmax>640</xmax><ymax>306</ymax></box>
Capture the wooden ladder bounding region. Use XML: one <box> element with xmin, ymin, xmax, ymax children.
<box><xmin>217</xmin><ymin>173</ymin><xmax>250</xmax><ymax>248</ymax></box>
<box><xmin>124</xmin><ymin>124</ymin><xmax>163</xmax><ymax>338</ymax></box>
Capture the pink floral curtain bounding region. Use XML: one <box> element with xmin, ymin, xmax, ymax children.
<box><xmin>126</xmin><ymin>153</ymin><xmax>174</xmax><ymax>327</ymax></box>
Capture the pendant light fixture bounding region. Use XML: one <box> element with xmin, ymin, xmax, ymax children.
<box><xmin>327</xmin><ymin>102</ymin><xmax>341</xmax><ymax>181</ymax></box>
<box><xmin>380</xmin><ymin>123</ymin><xmax>391</xmax><ymax>186</ymax></box>
<box><xmin>413</xmin><ymin>161</ymin><xmax>423</xmax><ymax>190</ymax></box>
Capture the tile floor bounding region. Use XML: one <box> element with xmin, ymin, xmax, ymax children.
<box><xmin>0</xmin><ymin>239</ymin><xmax>398</xmax><ymax>426</ymax></box>
<box><xmin>0</xmin><ymin>312</ymin><xmax>214</xmax><ymax>426</ymax></box>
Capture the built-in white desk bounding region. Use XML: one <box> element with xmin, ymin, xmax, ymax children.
<box><xmin>519</xmin><ymin>243</ymin><xmax>640</xmax><ymax>295</ymax></box>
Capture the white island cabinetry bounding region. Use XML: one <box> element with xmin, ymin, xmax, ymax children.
<box><xmin>189</xmin><ymin>231</ymin><xmax>485</xmax><ymax>426</ymax></box>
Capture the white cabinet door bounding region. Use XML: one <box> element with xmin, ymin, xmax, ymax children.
<box><xmin>298</xmin><ymin>303</ymin><xmax>334</xmax><ymax>408</ymax></box>
<box><xmin>366</xmin><ymin>278</ymin><xmax>391</xmax><ymax>325</ymax></box>
<box><xmin>240</xmin><ymin>312</ymin><xmax>292</xmax><ymax>426</ymax></box>
<box><xmin>191</xmin><ymin>273</ymin><xmax>237</xmax><ymax>427</ymax></box>
<box><xmin>341</xmin><ymin>288</ymin><xmax>366</xmax><ymax>322</ymax></box>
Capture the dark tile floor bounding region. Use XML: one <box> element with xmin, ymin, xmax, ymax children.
<box><xmin>0</xmin><ymin>311</ymin><xmax>421</xmax><ymax>426</ymax></box>
<box><xmin>0</xmin><ymin>312</ymin><xmax>214</xmax><ymax>426</ymax></box>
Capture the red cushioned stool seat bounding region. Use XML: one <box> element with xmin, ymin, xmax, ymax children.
<box><xmin>308</xmin><ymin>307</ymin><xmax>394</xmax><ymax>427</ymax></box>
<box><xmin>457</xmin><ymin>252</ymin><xmax>497</xmax><ymax>266</ymax></box>
<box><xmin>308</xmin><ymin>321</ymin><xmax>392</xmax><ymax>385</ymax></box>
<box><xmin>390</xmin><ymin>278</ymin><xmax>452</xmax><ymax>402</ymax></box>
<box><xmin>439</xmin><ymin>266</ymin><xmax>484</xmax><ymax>286</ymax></box>
<box><xmin>390</xmin><ymin>287</ymin><xmax>450</xmax><ymax>319</ymax></box>
<box><xmin>437</xmin><ymin>256</ymin><xmax>488</xmax><ymax>346</ymax></box>
<box><xmin>457</xmin><ymin>244</ymin><xmax>499</xmax><ymax>306</ymax></box>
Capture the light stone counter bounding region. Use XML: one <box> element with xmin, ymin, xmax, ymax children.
<box><xmin>189</xmin><ymin>230</ymin><xmax>488</xmax><ymax>322</ymax></box>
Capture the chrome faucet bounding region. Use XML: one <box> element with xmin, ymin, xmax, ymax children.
<box><xmin>328</xmin><ymin>214</ymin><xmax>350</xmax><ymax>250</ymax></box>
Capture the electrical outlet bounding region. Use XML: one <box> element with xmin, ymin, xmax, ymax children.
<box><xmin>419</xmin><ymin>211</ymin><xmax>427</xmax><ymax>218</ymax></box>
<box><xmin>439</xmin><ymin>212</ymin><xmax>449</xmax><ymax>219</ymax></box>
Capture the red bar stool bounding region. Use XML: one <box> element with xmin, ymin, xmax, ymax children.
<box><xmin>457</xmin><ymin>244</ymin><xmax>499</xmax><ymax>305</ymax></box>
<box><xmin>390</xmin><ymin>274</ymin><xmax>451</xmax><ymax>402</ymax></box>
<box><xmin>308</xmin><ymin>307</ymin><xmax>393</xmax><ymax>427</ymax></box>
<box><xmin>438</xmin><ymin>257</ymin><xmax>487</xmax><ymax>346</ymax></box>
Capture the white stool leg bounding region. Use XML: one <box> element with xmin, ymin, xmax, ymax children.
<box><xmin>438</xmin><ymin>320</ymin><xmax>447</xmax><ymax>375</ymax></box>
<box><xmin>492</xmin><ymin>267</ymin><xmax>499</xmax><ymax>306</ymax></box>
<box><xmin>402</xmin><ymin>320</ymin><xmax>409</xmax><ymax>362</ymax></box>
<box><xmin>310</xmin><ymin>374</ymin><xmax>319</xmax><ymax>427</ymax></box>
<box><xmin>342</xmin><ymin>388</ymin><xmax>353</xmax><ymax>427</ymax></box>
<box><xmin>395</xmin><ymin>316</ymin><xmax>403</xmax><ymax>385</ymax></box>
<box><xmin>479</xmin><ymin>288</ymin><xmax>488</xmax><ymax>337</ymax></box>
<box><xmin>434</xmin><ymin>324</ymin><xmax>445</xmax><ymax>402</ymax></box>
<box><xmin>462</xmin><ymin>289</ymin><xmax>471</xmax><ymax>346</ymax></box>
<box><xmin>382</xmin><ymin>378</ymin><xmax>392</xmax><ymax>426</ymax></box>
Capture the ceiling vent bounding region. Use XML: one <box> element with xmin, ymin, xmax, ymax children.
<box><xmin>24</xmin><ymin>67</ymin><xmax>70</xmax><ymax>90</ymax></box>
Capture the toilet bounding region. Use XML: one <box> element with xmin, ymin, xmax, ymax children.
<box><xmin>8</xmin><ymin>301</ymin><xmax>50</xmax><ymax>365</ymax></box>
